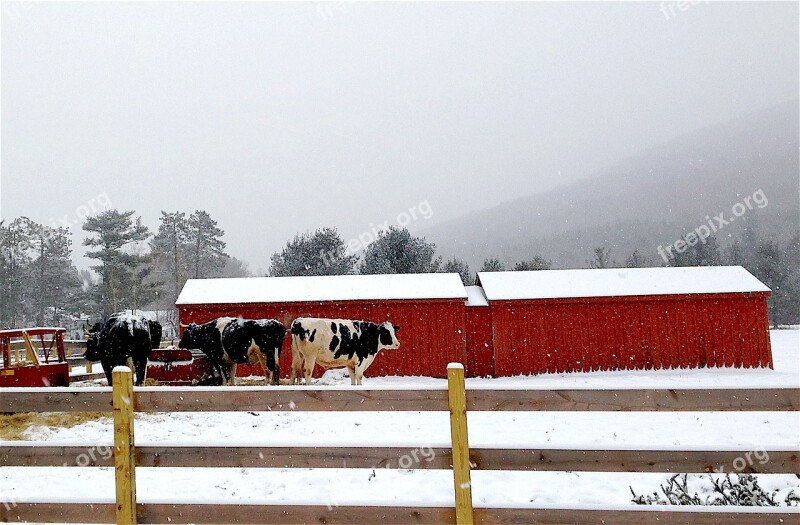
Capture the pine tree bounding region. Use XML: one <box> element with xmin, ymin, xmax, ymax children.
<box><xmin>442</xmin><ymin>258</ymin><xmax>472</xmax><ymax>285</ymax></box>
<box><xmin>269</xmin><ymin>227</ymin><xmax>357</xmax><ymax>277</ymax></box>
<box><xmin>513</xmin><ymin>255</ymin><xmax>551</xmax><ymax>271</ymax></box>
<box><xmin>670</xmin><ymin>235</ymin><xmax>722</xmax><ymax>267</ymax></box>
<box><xmin>220</xmin><ymin>257</ymin><xmax>252</xmax><ymax>278</ymax></box>
<box><xmin>186</xmin><ymin>211</ymin><xmax>227</xmax><ymax>279</ymax></box>
<box><xmin>776</xmin><ymin>234</ymin><xmax>800</xmax><ymax>326</ymax></box>
<box><xmin>751</xmin><ymin>240</ymin><xmax>788</xmax><ymax>326</ymax></box>
<box><xmin>694</xmin><ymin>236</ymin><xmax>722</xmax><ymax>266</ymax></box>
<box><xmin>150</xmin><ymin>211</ymin><xmax>189</xmax><ymax>303</ymax></box>
<box><xmin>27</xmin><ymin>223</ymin><xmax>80</xmax><ymax>326</ymax></box>
<box><xmin>479</xmin><ymin>258</ymin><xmax>504</xmax><ymax>272</ymax></box>
<box><xmin>625</xmin><ymin>249</ymin><xmax>648</xmax><ymax>268</ymax></box>
<box><xmin>589</xmin><ymin>246</ymin><xmax>613</xmax><ymax>269</ymax></box>
<box><xmin>725</xmin><ymin>240</ymin><xmax>747</xmax><ymax>266</ymax></box>
<box><xmin>83</xmin><ymin>209</ymin><xmax>150</xmax><ymax>316</ymax></box>
<box><xmin>359</xmin><ymin>227</ymin><xmax>442</xmax><ymax>275</ymax></box>
<box><xmin>0</xmin><ymin>218</ymin><xmax>34</xmax><ymax>327</ymax></box>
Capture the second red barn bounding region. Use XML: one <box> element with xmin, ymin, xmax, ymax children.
<box><xmin>477</xmin><ymin>266</ymin><xmax>773</xmax><ymax>375</ymax></box>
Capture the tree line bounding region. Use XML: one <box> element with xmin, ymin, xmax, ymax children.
<box><xmin>0</xmin><ymin>212</ymin><xmax>797</xmax><ymax>330</ymax></box>
<box><xmin>268</xmin><ymin>225</ymin><xmax>799</xmax><ymax>326</ymax></box>
<box><xmin>0</xmin><ymin>209</ymin><xmax>246</xmax><ymax>330</ymax></box>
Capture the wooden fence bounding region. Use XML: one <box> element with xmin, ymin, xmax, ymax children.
<box><xmin>1</xmin><ymin>366</ymin><xmax>798</xmax><ymax>524</ymax></box>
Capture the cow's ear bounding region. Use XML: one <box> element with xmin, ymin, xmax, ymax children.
<box><xmin>393</xmin><ymin>325</ymin><xmax>400</xmax><ymax>333</ymax></box>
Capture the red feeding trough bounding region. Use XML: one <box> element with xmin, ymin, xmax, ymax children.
<box><xmin>0</xmin><ymin>327</ymin><xmax>69</xmax><ymax>387</ymax></box>
<box><xmin>145</xmin><ymin>347</ymin><xmax>272</xmax><ymax>385</ymax></box>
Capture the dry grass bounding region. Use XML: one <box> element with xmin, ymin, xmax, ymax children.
<box><xmin>0</xmin><ymin>412</ymin><xmax>108</xmax><ymax>440</ymax></box>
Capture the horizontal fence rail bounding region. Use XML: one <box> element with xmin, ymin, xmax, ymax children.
<box><xmin>2</xmin><ymin>503</ymin><xmax>798</xmax><ymax>525</ymax></box>
<box><xmin>3</xmin><ymin>444</ymin><xmax>798</xmax><ymax>473</ymax></box>
<box><xmin>2</xmin><ymin>387</ymin><xmax>798</xmax><ymax>413</ymax></box>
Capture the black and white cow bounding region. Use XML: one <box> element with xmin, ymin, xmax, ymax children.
<box><xmin>289</xmin><ymin>318</ymin><xmax>400</xmax><ymax>385</ymax></box>
<box><xmin>83</xmin><ymin>313</ymin><xmax>163</xmax><ymax>386</ymax></box>
<box><xmin>178</xmin><ymin>317</ymin><xmax>286</xmax><ymax>386</ymax></box>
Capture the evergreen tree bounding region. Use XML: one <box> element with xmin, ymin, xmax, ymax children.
<box><xmin>220</xmin><ymin>256</ymin><xmax>252</xmax><ymax>278</ymax></box>
<box><xmin>694</xmin><ymin>236</ymin><xmax>722</xmax><ymax>266</ymax></box>
<box><xmin>513</xmin><ymin>255</ymin><xmax>551</xmax><ymax>271</ymax></box>
<box><xmin>670</xmin><ymin>236</ymin><xmax>722</xmax><ymax>267</ymax></box>
<box><xmin>442</xmin><ymin>257</ymin><xmax>472</xmax><ymax>285</ymax></box>
<box><xmin>83</xmin><ymin>209</ymin><xmax>150</xmax><ymax>316</ymax></box>
<box><xmin>625</xmin><ymin>249</ymin><xmax>648</xmax><ymax>268</ymax></box>
<box><xmin>150</xmin><ymin>211</ymin><xmax>189</xmax><ymax>303</ymax></box>
<box><xmin>66</xmin><ymin>269</ymin><xmax>101</xmax><ymax>321</ymax></box>
<box><xmin>270</xmin><ymin>227</ymin><xmax>357</xmax><ymax>277</ymax></box>
<box><xmin>725</xmin><ymin>240</ymin><xmax>747</xmax><ymax>266</ymax></box>
<box><xmin>27</xmin><ymin>223</ymin><xmax>80</xmax><ymax>326</ymax></box>
<box><xmin>751</xmin><ymin>240</ymin><xmax>789</xmax><ymax>326</ymax></box>
<box><xmin>776</xmin><ymin>234</ymin><xmax>800</xmax><ymax>326</ymax></box>
<box><xmin>589</xmin><ymin>246</ymin><xmax>613</xmax><ymax>269</ymax></box>
<box><xmin>186</xmin><ymin>210</ymin><xmax>227</xmax><ymax>279</ymax></box>
<box><xmin>479</xmin><ymin>258</ymin><xmax>504</xmax><ymax>272</ymax></box>
<box><xmin>0</xmin><ymin>218</ymin><xmax>34</xmax><ymax>327</ymax></box>
<box><xmin>359</xmin><ymin>227</ymin><xmax>442</xmax><ymax>275</ymax></box>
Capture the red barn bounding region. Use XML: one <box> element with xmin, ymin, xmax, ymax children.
<box><xmin>477</xmin><ymin>266</ymin><xmax>772</xmax><ymax>376</ymax></box>
<box><xmin>175</xmin><ymin>273</ymin><xmax>468</xmax><ymax>378</ymax></box>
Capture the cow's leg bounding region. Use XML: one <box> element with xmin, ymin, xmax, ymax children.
<box><xmin>290</xmin><ymin>349</ymin><xmax>303</xmax><ymax>385</ymax></box>
<box><xmin>354</xmin><ymin>359</ymin><xmax>370</xmax><ymax>386</ymax></box>
<box><xmin>133</xmin><ymin>355</ymin><xmax>148</xmax><ymax>386</ymax></box>
<box><xmin>220</xmin><ymin>360</ymin><xmax>233</xmax><ymax>386</ymax></box>
<box><xmin>102</xmin><ymin>358</ymin><xmax>114</xmax><ymax>386</ymax></box>
<box><xmin>271</xmin><ymin>346</ymin><xmax>280</xmax><ymax>386</ymax></box>
<box><xmin>303</xmin><ymin>360</ymin><xmax>314</xmax><ymax>386</ymax></box>
<box><xmin>257</xmin><ymin>352</ymin><xmax>270</xmax><ymax>386</ymax></box>
<box><xmin>229</xmin><ymin>363</ymin><xmax>238</xmax><ymax>386</ymax></box>
<box><xmin>347</xmin><ymin>364</ymin><xmax>357</xmax><ymax>386</ymax></box>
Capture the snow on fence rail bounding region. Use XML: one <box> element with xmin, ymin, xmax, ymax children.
<box><xmin>1</xmin><ymin>367</ymin><xmax>799</xmax><ymax>525</ymax></box>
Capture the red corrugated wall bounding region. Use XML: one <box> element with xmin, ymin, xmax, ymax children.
<box><xmin>490</xmin><ymin>292</ymin><xmax>772</xmax><ymax>376</ymax></box>
<box><xmin>465</xmin><ymin>307</ymin><xmax>494</xmax><ymax>377</ymax></box>
<box><xmin>177</xmin><ymin>299</ymin><xmax>467</xmax><ymax>378</ymax></box>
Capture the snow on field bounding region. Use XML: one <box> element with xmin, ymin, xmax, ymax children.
<box><xmin>1</xmin><ymin>330</ymin><xmax>798</xmax><ymax>512</ymax></box>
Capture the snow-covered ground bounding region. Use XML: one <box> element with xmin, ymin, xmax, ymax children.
<box><xmin>2</xmin><ymin>330</ymin><xmax>798</xmax><ymax>514</ymax></box>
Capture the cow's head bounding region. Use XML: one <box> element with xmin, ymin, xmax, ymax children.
<box><xmin>178</xmin><ymin>323</ymin><xmax>200</xmax><ymax>349</ymax></box>
<box><xmin>83</xmin><ymin>331</ymin><xmax>104</xmax><ymax>362</ymax></box>
<box><xmin>378</xmin><ymin>322</ymin><xmax>400</xmax><ymax>350</ymax></box>
<box><xmin>84</xmin><ymin>322</ymin><xmax>102</xmax><ymax>339</ymax></box>
<box><xmin>148</xmin><ymin>320</ymin><xmax>163</xmax><ymax>349</ymax></box>
<box><xmin>178</xmin><ymin>322</ymin><xmax>214</xmax><ymax>350</ymax></box>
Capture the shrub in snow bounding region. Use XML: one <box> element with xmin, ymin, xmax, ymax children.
<box><xmin>630</xmin><ymin>473</ymin><xmax>799</xmax><ymax>507</ymax></box>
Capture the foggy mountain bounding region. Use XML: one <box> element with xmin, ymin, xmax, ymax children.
<box><xmin>422</xmin><ymin>101</ymin><xmax>799</xmax><ymax>269</ymax></box>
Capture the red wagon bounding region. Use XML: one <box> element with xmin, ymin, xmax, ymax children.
<box><xmin>0</xmin><ymin>327</ymin><xmax>69</xmax><ymax>387</ymax></box>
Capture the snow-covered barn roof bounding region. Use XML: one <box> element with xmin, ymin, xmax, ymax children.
<box><xmin>175</xmin><ymin>273</ymin><xmax>468</xmax><ymax>305</ymax></box>
<box><xmin>476</xmin><ymin>266</ymin><xmax>770</xmax><ymax>301</ymax></box>
<box><xmin>464</xmin><ymin>285</ymin><xmax>489</xmax><ymax>307</ymax></box>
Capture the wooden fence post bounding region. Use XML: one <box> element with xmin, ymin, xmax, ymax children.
<box><xmin>447</xmin><ymin>363</ymin><xmax>473</xmax><ymax>525</ymax></box>
<box><xmin>113</xmin><ymin>367</ymin><xmax>137</xmax><ymax>525</ymax></box>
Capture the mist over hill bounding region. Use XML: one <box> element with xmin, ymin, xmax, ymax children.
<box><xmin>423</xmin><ymin>101</ymin><xmax>799</xmax><ymax>269</ymax></box>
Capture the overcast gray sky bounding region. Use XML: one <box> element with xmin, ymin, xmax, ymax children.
<box><xmin>2</xmin><ymin>1</ymin><xmax>797</xmax><ymax>273</ymax></box>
